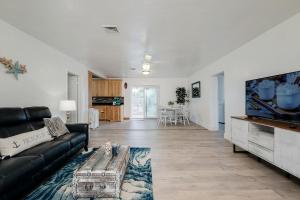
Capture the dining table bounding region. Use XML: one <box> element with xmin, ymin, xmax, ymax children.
<box><xmin>160</xmin><ymin>106</ymin><xmax>182</xmax><ymax>125</ymax></box>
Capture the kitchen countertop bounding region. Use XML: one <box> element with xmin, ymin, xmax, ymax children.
<box><xmin>92</xmin><ymin>103</ymin><xmax>124</xmax><ymax>106</ymax></box>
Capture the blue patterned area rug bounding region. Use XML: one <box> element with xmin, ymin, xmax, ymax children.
<box><xmin>25</xmin><ymin>148</ymin><xmax>153</xmax><ymax>200</ymax></box>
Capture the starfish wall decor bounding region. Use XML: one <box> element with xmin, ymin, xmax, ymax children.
<box><xmin>0</xmin><ymin>57</ymin><xmax>27</xmax><ymax>80</ymax></box>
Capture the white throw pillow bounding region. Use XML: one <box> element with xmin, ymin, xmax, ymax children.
<box><xmin>0</xmin><ymin>127</ymin><xmax>53</xmax><ymax>157</ymax></box>
<box><xmin>44</xmin><ymin>117</ymin><xmax>69</xmax><ymax>138</ymax></box>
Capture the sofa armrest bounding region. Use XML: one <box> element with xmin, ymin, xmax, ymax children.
<box><xmin>66</xmin><ymin>123</ymin><xmax>89</xmax><ymax>150</ymax></box>
<box><xmin>66</xmin><ymin>123</ymin><xmax>88</xmax><ymax>133</ymax></box>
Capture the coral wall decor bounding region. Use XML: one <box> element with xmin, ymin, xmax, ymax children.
<box><xmin>0</xmin><ymin>57</ymin><xmax>27</xmax><ymax>80</ymax></box>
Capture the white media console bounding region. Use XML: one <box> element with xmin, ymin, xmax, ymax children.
<box><xmin>231</xmin><ymin>116</ymin><xmax>300</xmax><ymax>178</ymax></box>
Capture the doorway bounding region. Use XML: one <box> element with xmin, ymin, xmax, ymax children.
<box><xmin>67</xmin><ymin>72</ymin><xmax>79</xmax><ymax>123</ymax></box>
<box><xmin>217</xmin><ymin>73</ymin><xmax>225</xmax><ymax>133</ymax></box>
<box><xmin>131</xmin><ymin>86</ymin><xmax>159</xmax><ymax>119</ymax></box>
<box><xmin>212</xmin><ymin>72</ymin><xmax>225</xmax><ymax>133</ymax></box>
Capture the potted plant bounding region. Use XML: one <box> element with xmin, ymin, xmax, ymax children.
<box><xmin>176</xmin><ymin>87</ymin><xmax>187</xmax><ymax>105</ymax></box>
<box><xmin>168</xmin><ymin>101</ymin><xmax>175</xmax><ymax>106</ymax></box>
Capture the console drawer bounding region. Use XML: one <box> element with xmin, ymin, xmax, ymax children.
<box><xmin>248</xmin><ymin>131</ymin><xmax>274</xmax><ymax>150</ymax></box>
<box><xmin>232</xmin><ymin>119</ymin><xmax>248</xmax><ymax>132</ymax></box>
<box><xmin>249</xmin><ymin>142</ymin><xmax>274</xmax><ymax>163</ymax></box>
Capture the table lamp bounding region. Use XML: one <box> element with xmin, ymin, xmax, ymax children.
<box><xmin>59</xmin><ymin>100</ymin><xmax>76</xmax><ymax>123</ymax></box>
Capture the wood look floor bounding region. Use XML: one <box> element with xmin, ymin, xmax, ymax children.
<box><xmin>90</xmin><ymin>120</ymin><xmax>300</xmax><ymax>200</ymax></box>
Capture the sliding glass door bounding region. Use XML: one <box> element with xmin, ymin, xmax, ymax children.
<box><xmin>131</xmin><ymin>87</ymin><xmax>145</xmax><ymax>118</ymax></box>
<box><xmin>131</xmin><ymin>86</ymin><xmax>159</xmax><ymax>119</ymax></box>
<box><xmin>145</xmin><ymin>87</ymin><xmax>158</xmax><ymax>118</ymax></box>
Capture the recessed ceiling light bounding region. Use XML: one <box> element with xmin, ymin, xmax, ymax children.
<box><xmin>145</xmin><ymin>54</ymin><xmax>152</xmax><ymax>61</ymax></box>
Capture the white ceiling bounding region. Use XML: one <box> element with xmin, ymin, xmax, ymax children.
<box><xmin>0</xmin><ymin>0</ymin><xmax>300</xmax><ymax>78</ymax></box>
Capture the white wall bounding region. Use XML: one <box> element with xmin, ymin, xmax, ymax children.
<box><xmin>0</xmin><ymin>19</ymin><xmax>89</xmax><ymax>122</ymax></box>
<box><xmin>122</xmin><ymin>78</ymin><xmax>188</xmax><ymax>118</ymax></box>
<box><xmin>188</xmin><ymin>13</ymin><xmax>300</xmax><ymax>140</ymax></box>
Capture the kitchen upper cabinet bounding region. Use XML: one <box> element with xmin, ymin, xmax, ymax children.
<box><xmin>97</xmin><ymin>80</ymin><xmax>109</xmax><ymax>96</ymax></box>
<box><xmin>91</xmin><ymin>79</ymin><xmax>97</xmax><ymax>97</ymax></box>
<box><xmin>109</xmin><ymin>80</ymin><xmax>122</xmax><ymax>96</ymax></box>
<box><xmin>92</xmin><ymin>79</ymin><xmax>121</xmax><ymax>97</ymax></box>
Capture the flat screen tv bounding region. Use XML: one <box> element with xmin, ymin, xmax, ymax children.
<box><xmin>246</xmin><ymin>70</ymin><xmax>300</xmax><ymax>124</ymax></box>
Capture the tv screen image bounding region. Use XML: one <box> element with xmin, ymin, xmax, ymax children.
<box><xmin>246</xmin><ymin>71</ymin><xmax>300</xmax><ymax>124</ymax></box>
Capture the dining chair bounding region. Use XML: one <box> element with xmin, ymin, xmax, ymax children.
<box><xmin>158</xmin><ymin>107</ymin><xmax>168</xmax><ymax>126</ymax></box>
<box><xmin>176</xmin><ymin>106</ymin><xmax>190</xmax><ymax>125</ymax></box>
<box><xmin>168</xmin><ymin>109</ymin><xmax>177</xmax><ymax>125</ymax></box>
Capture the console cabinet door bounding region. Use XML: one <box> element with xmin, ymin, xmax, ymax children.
<box><xmin>274</xmin><ymin>128</ymin><xmax>300</xmax><ymax>178</ymax></box>
<box><xmin>231</xmin><ymin>119</ymin><xmax>249</xmax><ymax>150</ymax></box>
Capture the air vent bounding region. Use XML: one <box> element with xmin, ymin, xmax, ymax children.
<box><xmin>102</xmin><ymin>25</ymin><xmax>119</xmax><ymax>33</ymax></box>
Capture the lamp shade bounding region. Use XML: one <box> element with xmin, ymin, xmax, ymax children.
<box><xmin>59</xmin><ymin>100</ymin><xmax>76</xmax><ymax>111</ymax></box>
<box><xmin>145</xmin><ymin>54</ymin><xmax>152</xmax><ymax>61</ymax></box>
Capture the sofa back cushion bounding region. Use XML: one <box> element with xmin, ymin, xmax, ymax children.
<box><xmin>24</xmin><ymin>107</ymin><xmax>52</xmax><ymax>130</ymax></box>
<box><xmin>0</xmin><ymin>108</ymin><xmax>33</xmax><ymax>138</ymax></box>
<box><xmin>0</xmin><ymin>127</ymin><xmax>53</xmax><ymax>157</ymax></box>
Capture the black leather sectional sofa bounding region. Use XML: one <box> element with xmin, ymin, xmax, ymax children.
<box><xmin>0</xmin><ymin>107</ymin><xmax>89</xmax><ymax>200</ymax></box>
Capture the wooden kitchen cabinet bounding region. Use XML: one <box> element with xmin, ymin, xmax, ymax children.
<box><xmin>93</xmin><ymin>106</ymin><xmax>107</xmax><ymax>121</ymax></box>
<box><xmin>92</xmin><ymin>79</ymin><xmax>121</xmax><ymax>97</ymax></box>
<box><xmin>100</xmin><ymin>106</ymin><xmax>107</xmax><ymax>121</ymax></box>
<box><xmin>91</xmin><ymin>79</ymin><xmax>97</xmax><ymax>97</ymax></box>
<box><xmin>91</xmin><ymin>79</ymin><xmax>123</xmax><ymax>122</ymax></box>
<box><xmin>108</xmin><ymin>80</ymin><xmax>122</xmax><ymax>96</ymax></box>
<box><xmin>110</xmin><ymin>106</ymin><xmax>123</xmax><ymax>121</ymax></box>
<box><xmin>91</xmin><ymin>80</ymin><xmax>109</xmax><ymax>97</ymax></box>
<box><xmin>93</xmin><ymin>105</ymin><xmax>123</xmax><ymax>122</ymax></box>
<box><xmin>98</xmin><ymin>80</ymin><xmax>109</xmax><ymax>96</ymax></box>
<box><xmin>106</xmin><ymin>106</ymin><xmax>123</xmax><ymax>122</ymax></box>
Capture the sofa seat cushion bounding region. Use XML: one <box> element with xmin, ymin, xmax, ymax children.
<box><xmin>58</xmin><ymin>132</ymin><xmax>86</xmax><ymax>147</ymax></box>
<box><xmin>0</xmin><ymin>156</ymin><xmax>44</xmax><ymax>193</ymax></box>
<box><xmin>16</xmin><ymin>140</ymin><xmax>71</xmax><ymax>164</ymax></box>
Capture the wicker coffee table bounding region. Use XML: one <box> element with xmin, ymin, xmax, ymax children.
<box><xmin>72</xmin><ymin>144</ymin><xmax>130</xmax><ymax>199</ymax></box>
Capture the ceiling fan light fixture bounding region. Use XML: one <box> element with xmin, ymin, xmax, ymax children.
<box><xmin>142</xmin><ymin>63</ymin><xmax>151</xmax><ymax>71</ymax></box>
<box><xmin>145</xmin><ymin>54</ymin><xmax>152</xmax><ymax>61</ymax></box>
<box><xmin>142</xmin><ymin>70</ymin><xmax>150</xmax><ymax>75</ymax></box>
